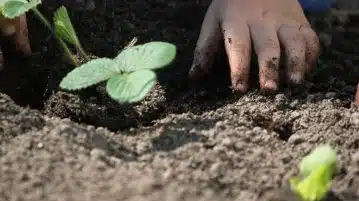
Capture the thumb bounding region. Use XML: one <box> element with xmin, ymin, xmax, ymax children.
<box><xmin>189</xmin><ymin>1</ymin><xmax>221</xmax><ymax>83</ymax></box>
<box><xmin>0</xmin><ymin>14</ymin><xmax>31</xmax><ymax>56</ymax></box>
<box><xmin>13</xmin><ymin>15</ymin><xmax>32</xmax><ymax>56</ymax></box>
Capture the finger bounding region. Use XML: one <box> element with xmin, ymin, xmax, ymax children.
<box><xmin>278</xmin><ymin>24</ymin><xmax>307</xmax><ymax>84</ymax></box>
<box><xmin>13</xmin><ymin>15</ymin><xmax>31</xmax><ymax>56</ymax></box>
<box><xmin>189</xmin><ymin>1</ymin><xmax>221</xmax><ymax>82</ymax></box>
<box><xmin>250</xmin><ymin>22</ymin><xmax>281</xmax><ymax>92</ymax></box>
<box><xmin>222</xmin><ymin>21</ymin><xmax>251</xmax><ymax>92</ymax></box>
<box><xmin>0</xmin><ymin>17</ymin><xmax>16</xmax><ymax>36</ymax></box>
<box><xmin>300</xmin><ymin>25</ymin><xmax>320</xmax><ymax>74</ymax></box>
<box><xmin>0</xmin><ymin>15</ymin><xmax>31</xmax><ymax>56</ymax></box>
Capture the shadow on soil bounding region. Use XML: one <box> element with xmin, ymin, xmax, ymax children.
<box><xmin>150</xmin><ymin>118</ymin><xmax>216</xmax><ymax>152</ymax></box>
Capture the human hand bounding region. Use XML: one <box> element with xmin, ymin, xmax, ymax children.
<box><xmin>0</xmin><ymin>14</ymin><xmax>31</xmax><ymax>57</ymax></box>
<box><xmin>189</xmin><ymin>0</ymin><xmax>320</xmax><ymax>93</ymax></box>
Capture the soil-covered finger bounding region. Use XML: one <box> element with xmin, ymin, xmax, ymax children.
<box><xmin>13</xmin><ymin>15</ymin><xmax>31</xmax><ymax>56</ymax></box>
<box><xmin>222</xmin><ymin>21</ymin><xmax>251</xmax><ymax>92</ymax></box>
<box><xmin>250</xmin><ymin>23</ymin><xmax>281</xmax><ymax>92</ymax></box>
<box><xmin>188</xmin><ymin>1</ymin><xmax>221</xmax><ymax>84</ymax></box>
<box><xmin>189</xmin><ymin>49</ymin><xmax>215</xmax><ymax>83</ymax></box>
<box><xmin>278</xmin><ymin>24</ymin><xmax>307</xmax><ymax>84</ymax></box>
<box><xmin>300</xmin><ymin>25</ymin><xmax>320</xmax><ymax>74</ymax></box>
<box><xmin>0</xmin><ymin>15</ymin><xmax>31</xmax><ymax>56</ymax></box>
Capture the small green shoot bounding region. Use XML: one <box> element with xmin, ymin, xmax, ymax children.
<box><xmin>53</xmin><ymin>6</ymin><xmax>90</xmax><ymax>61</ymax></box>
<box><xmin>53</xmin><ymin>6</ymin><xmax>78</xmax><ymax>46</ymax></box>
<box><xmin>299</xmin><ymin>144</ymin><xmax>337</xmax><ymax>177</ymax></box>
<box><xmin>290</xmin><ymin>144</ymin><xmax>338</xmax><ymax>201</ymax></box>
<box><xmin>60</xmin><ymin>42</ymin><xmax>176</xmax><ymax>103</ymax></box>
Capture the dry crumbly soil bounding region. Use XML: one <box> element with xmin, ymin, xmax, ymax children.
<box><xmin>1</xmin><ymin>0</ymin><xmax>359</xmax><ymax>201</ymax></box>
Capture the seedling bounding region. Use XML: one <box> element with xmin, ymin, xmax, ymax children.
<box><xmin>0</xmin><ymin>0</ymin><xmax>177</xmax><ymax>103</ymax></box>
<box><xmin>289</xmin><ymin>144</ymin><xmax>338</xmax><ymax>201</ymax></box>
<box><xmin>59</xmin><ymin>41</ymin><xmax>176</xmax><ymax>103</ymax></box>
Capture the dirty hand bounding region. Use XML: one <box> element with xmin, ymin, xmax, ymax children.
<box><xmin>0</xmin><ymin>14</ymin><xmax>31</xmax><ymax>57</ymax></box>
<box><xmin>189</xmin><ymin>0</ymin><xmax>320</xmax><ymax>93</ymax></box>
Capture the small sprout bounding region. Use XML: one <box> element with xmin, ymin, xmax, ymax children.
<box><xmin>299</xmin><ymin>144</ymin><xmax>337</xmax><ymax>177</ymax></box>
<box><xmin>290</xmin><ymin>144</ymin><xmax>338</xmax><ymax>201</ymax></box>
<box><xmin>60</xmin><ymin>42</ymin><xmax>176</xmax><ymax>103</ymax></box>
<box><xmin>53</xmin><ymin>6</ymin><xmax>89</xmax><ymax>61</ymax></box>
<box><xmin>290</xmin><ymin>164</ymin><xmax>334</xmax><ymax>201</ymax></box>
<box><xmin>53</xmin><ymin>6</ymin><xmax>78</xmax><ymax>46</ymax></box>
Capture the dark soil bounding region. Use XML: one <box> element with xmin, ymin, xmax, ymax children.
<box><xmin>1</xmin><ymin>0</ymin><xmax>359</xmax><ymax>201</ymax></box>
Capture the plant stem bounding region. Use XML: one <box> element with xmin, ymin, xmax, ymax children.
<box><xmin>31</xmin><ymin>8</ymin><xmax>79</xmax><ymax>66</ymax></box>
<box><xmin>124</xmin><ymin>37</ymin><xmax>138</xmax><ymax>49</ymax></box>
<box><xmin>76</xmin><ymin>43</ymin><xmax>90</xmax><ymax>62</ymax></box>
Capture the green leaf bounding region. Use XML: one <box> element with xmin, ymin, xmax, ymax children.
<box><xmin>106</xmin><ymin>70</ymin><xmax>157</xmax><ymax>103</ymax></box>
<box><xmin>60</xmin><ymin>58</ymin><xmax>117</xmax><ymax>90</ymax></box>
<box><xmin>114</xmin><ymin>41</ymin><xmax>176</xmax><ymax>72</ymax></box>
<box><xmin>300</xmin><ymin>145</ymin><xmax>337</xmax><ymax>177</ymax></box>
<box><xmin>290</xmin><ymin>145</ymin><xmax>338</xmax><ymax>201</ymax></box>
<box><xmin>292</xmin><ymin>164</ymin><xmax>333</xmax><ymax>201</ymax></box>
<box><xmin>53</xmin><ymin>5</ymin><xmax>79</xmax><ymax>46</ymax></box>
<box><xmin>2</xmin><ymin>0</ymin><xmax>41</xmax><ymax>19</ymax></box>
<box><xmin>0</xmin><ymin>0</ymin><xmax>10</xmax><ymax>7</ymax></box>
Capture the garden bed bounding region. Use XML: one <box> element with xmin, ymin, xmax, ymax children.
<box><xmin>1</xmin><ymin>0</ymin><xmax>359</xmax><ymax>200</ymax></box>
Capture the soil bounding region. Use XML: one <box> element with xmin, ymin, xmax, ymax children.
<box><xmin>1</xmin><ymin>0</ymin><xmax>359</xmax><ymax>201</ymax></box>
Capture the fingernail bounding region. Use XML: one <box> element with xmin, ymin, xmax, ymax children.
<box><xmin>233</xmin><ymin>82</ymin><xmax>248</xmax><ymax>92</ymax></box>
<box><xmin>264</xmin><ymin>80</ymin><xmax>277</xmax><ymax>91</ymax></box>
<box><xmin>231</xmin><ymin>74</ymin><xmax>247</xmax><ymax>92</ymax></box>
<box><xmin>290</xmin><ymin>72</ymin><xmax>303</xmax><ymax>84</ymax></box>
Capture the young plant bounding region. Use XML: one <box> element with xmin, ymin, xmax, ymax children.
<box><xmin>0</xmin><ymin>0</ymin><xmax>177</xmax><ymax>104</ymax></box>
<box><xmin>53</xmin><ymin>5</ymin><xmax>90</xmax><ymax>62</ymax></box>
<box><xmin>59</xmin><ymin>41</ymin><xmax>176</xmax><ymax>103</ymax></box>
<box><xmin>289</xmin><ymin>144</ymin><xmax>338</xmax><ymax>201</ymax></box>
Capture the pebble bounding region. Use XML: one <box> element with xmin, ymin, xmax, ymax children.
<box><xmin>325</xmin><ymin>92</ymin><xmax>336</xmax><ymax>99</ymax></box>
<box><xmin>289</xmin><ymin>100</ymin><xmax>299</xmax><ymax>108</ymax></box>
<box><xmin>351</xmin><ymin>151</ymin><xmax>359</xmax><ymax>163</ymax></box>
<box><xmin>288</xmin><ymin>134</ymin><xmax>304</xmax><ymax>145</ymax></box>
<box><xmin>290</xmin><ymin>111</ymin><xmax>301</xmax><ymax>119</ymax></box>
<box><xmin>209</xmin><ymin>162</ymin><xmax>223</xmax><ymax>175</ymax></box>
<box><xmin>221</xmin><ymin>137</ymin><xmax>232</xmax><ymax>147</ymax></box>
<box><xmin>275</xmin><ymin>94</ymin><xmax>287</xmax><ymax>103</ymax></box>
<box><xmin>37</xmin><ymin>142</ymin><xmax>44</xmax><ymax>148</ymax></box>
<box><xmin>90</xmin><ymin>148</ymin><xmax>106</xmax><ymax>160</ymax></box>
<box><xmin>350</xmin><ymin>113</ymin><xmax>359</xmax><ymax>126</ymax></box>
